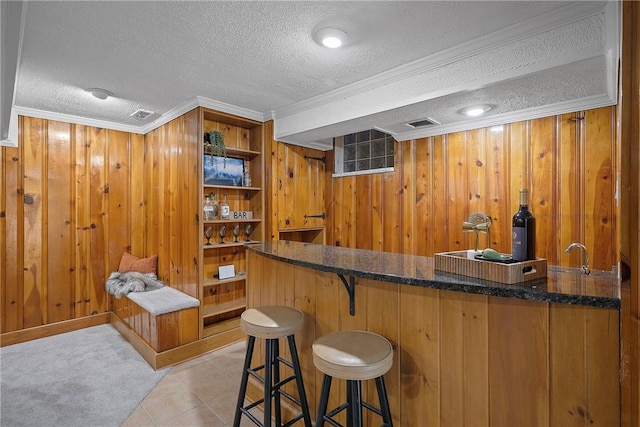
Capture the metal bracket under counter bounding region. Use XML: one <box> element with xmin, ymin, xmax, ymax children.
<box><xmin>337</xmin><ymin>273</ymin><xmax>356</xmax><ymax>316</ymax></box>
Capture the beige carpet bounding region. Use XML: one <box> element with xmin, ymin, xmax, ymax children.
<box><xmin>0</xmin><ymin>324</ymin><xmax>168</xmax><ymax>427</ymax></box>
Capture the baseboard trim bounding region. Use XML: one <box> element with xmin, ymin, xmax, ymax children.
<box><xmin>0</xmin><ymin>313</ymin><xmax>111</xmax><ymax>347</ymax></box>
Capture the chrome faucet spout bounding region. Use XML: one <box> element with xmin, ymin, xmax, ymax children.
<box><xmin>565</xmin><ymin>243</ymin><xmax>590</xmax><ymax>275</ymax></box>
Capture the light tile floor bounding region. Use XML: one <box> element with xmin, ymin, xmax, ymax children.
<box><xmin>122</xmin><ymin>341</ymin><xmax>260</xmax><ymax>427</ymax></box>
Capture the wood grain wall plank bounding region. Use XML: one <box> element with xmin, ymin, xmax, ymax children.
<box><xmin>45</xmin><ymin>121</ymin><xmax>73</xmax><ymax>323</ymax></box>
<box><xmin>489</xmin><ymin>298</ymin><xmax>549</xmax><ymax>426</ymax></box>
<box><xmin>22</xmin><ymin>117</ymin><xmax>46</xmax><ymax>327</ymax></box>
<box><xmin>89</xmin><ymin>127</ymin><xmax>108</xmax><ymax>315</ymax></box>
<box><xmin>73</xmin><ymin>125</ymin><xmax>91</xmax><ymax>317</ymax></box>
<box><xmin>1</xmin><ymin>136</ymin><xmax>23</xmax><ymax>332</ymax></box>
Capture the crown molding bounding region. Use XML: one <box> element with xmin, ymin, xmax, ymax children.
<box><xmin>274</xmin><ymin>1</ymin><xmax>610</xmax><ymax>120</ymax></box>
<box><xmin>392</xmin><ymin>94</ymin><xmax>616</xmax><ymax>142</ymax></box>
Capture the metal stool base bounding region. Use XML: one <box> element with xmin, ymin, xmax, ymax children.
<box><xmin>316</xmin><ymin>374</ymin><xmax>393</xmax><ymax>427</ymax></box>
<box><xmin>233</xmin><ymin>335</ymin><xmax>312</xmax><ymax>427</ymax></box>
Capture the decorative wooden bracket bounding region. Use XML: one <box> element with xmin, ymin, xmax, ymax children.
<box><xmin>337</xmin><ymin>273</ymin><xmax>356</xmax><ymax>316</ymax></box>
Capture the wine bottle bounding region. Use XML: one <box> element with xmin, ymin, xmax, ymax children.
<box><xmin>211</xmin><ymin>192</ymin><xmax>219</xmax><ymax>220</ymax></box>
<box><xmin>221</xmin><ymin>194</ymin><xmax>230</xmax><ymax>220</ymax></box>
<box><xmin>512</xmin><ymin>189</ymin><xmax>536</xmax><ymax>261</ymax></box>
<box><xmin>203</xmin><ymin>196</ymin><xmax>213</xmax><ymax>221</ymax></box>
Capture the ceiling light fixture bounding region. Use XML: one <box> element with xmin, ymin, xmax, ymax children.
<box><xmin>315</xmin><ymin>28</ymin><xmax>347</xmax><ymax>48</ymax></box>
<box><xmin>458</xmin><ymin>104</ymin><xmax>493</xmax><ymax>117</ymax></box>
<box><xmin>86</xmin><ymin>88</ymin><xmax>113</xmax><ymax>100</ymax></box>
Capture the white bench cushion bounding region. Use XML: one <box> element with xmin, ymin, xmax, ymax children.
<box><xmin>127</xmin><ymin>286</ymin><xmax>200</xmax><ymax>316</ymax></box>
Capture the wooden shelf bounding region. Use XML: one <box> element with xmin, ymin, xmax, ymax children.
<box><xmin>204</xmin><ymin>184</ymin><xmax>260</xmax><ymax>191</ymax></box>
<box><xmin>202</xmin><ymin>317</ymin><xmax>241</xmax><ymax>338</ymax></box>
<box><xmin>203</xmin><ymin>219</ymin><xmax>261</xmax><ymax>225</ymax></box>
<box><xmin>203</xmin><ymin>241</ymin><xmax>257</xmax><ymax>249</ymax></box>
<box><xmin>203</xmin><ymin>276</ymin><xmax>246</xmax><ymax>288</ymax></box>
<box><xmin>203</xmin><ymin>299</ymin><xmax>246</xmax><ymax>319</ymax></box>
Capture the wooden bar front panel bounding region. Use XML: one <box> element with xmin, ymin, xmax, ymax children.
<box><xmin>247</xmin><ymin>251</ymin><xmax>620</xmax><ymax>426</ymax></box>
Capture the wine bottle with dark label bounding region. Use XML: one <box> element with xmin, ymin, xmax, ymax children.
<box><xmin>512</xmin><ymin>189</ymin><xmax>536</xmax><ymax>261</ymax></box>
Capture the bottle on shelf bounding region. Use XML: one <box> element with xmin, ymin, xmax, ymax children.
<box><xmin>203</xmin><ymin>196</ymin><xmax>214</xmax><ymax>221</ymax></box>
<box><xmin>211</xmin><ymin>192</ymin><xmax>219</xmax><ymax>220</ymax></box>
<box><xmin>243</xmin><ymin>164</ymin><xmax>252</xmax><ymax>187</ymax></box>
<box><xmin>221</xmin><ymin>193</ymin><xmax>230</xmax><ymax>220</ymax></box>
<box><xmin>512</xmin><ymin>188</ymin><xmax>536</xmax><ymax>261</ymax></box>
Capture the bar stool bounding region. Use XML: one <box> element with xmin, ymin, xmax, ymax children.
<box><xmin>233</xmin><ymin>305</ymin><xmax>312</xmax><ymax>427</ymax></box>
<box><xmin>312</xmin><ymin>330</ymin><xmax>394</xmax><ymax>427</ymax></box>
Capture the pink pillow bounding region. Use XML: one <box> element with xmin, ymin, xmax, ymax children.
<box><xmin>118</xmin><ymin>252</ymin><xmax>158</xmax><ymax>274</ymax></box>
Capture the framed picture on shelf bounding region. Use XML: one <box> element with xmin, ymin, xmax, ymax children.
<box><xmin>203</xmin><ymin>155</ymin><xmax>244</xmax><ymax>186</ymax></box>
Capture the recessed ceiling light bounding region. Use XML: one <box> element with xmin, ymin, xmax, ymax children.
<box><xmin>86</xmin><ymin>88</ymin><xmax>113</xmax><ymax>100</ymax></box>
<box><xmin>315</xmin><ymin>28</ymin><xmax>347</xmax><ymax>48</ymax></box>
<box><xmin>458</xmin><ymin>104</ymin><xmax>493</xmax><ymax>117</ymax></box>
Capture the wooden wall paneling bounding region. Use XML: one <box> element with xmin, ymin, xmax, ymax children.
<box><xmin>106</xmin><ymin>130</ymin><xmax>131</xmax><ymax>274</ymax></box>
<box><xmin>293</xmin><ymin>265</ymin><xmax>316</xmax><ymax>416</ymax></box>
<box><xmin>277</xmin><ymin>141</ymin><xmax>293</xmax><ymax>230</ymax></box>
<box><xmin>158</xmin><ymin>122</ymin><xmax>171</xmax><ymax>282</ymax></box>
<box><xmin>446</xmin><ymin>131</ymin><xmax>469</xmax><ymax>253</ymax></box>
<box><xmin>22</xmin><ymin>117</ymin><xmax>46</xmax><ymax>328</ymax></box>
<box><xmin>489</xmin><ymin>298</ymin><xmax>549</xmax><ymax>426</ymax></box>
<box><xmin>370</xmin><ymin>173</ymin><xmax>383</xmax><ymax>252</ymax></box>
<box><xmin>365</xmin><ymin>278</ymin><xmax>400</xmax><ymax>426</ymax></box>
<box><xmin>584</xmin><ymin>307</ymin><xmax>620</xmax><ymax>426</ymax></box>
<box><xmin>382</xmin><ymin>157</ymin><xmax>403</xmax><ymax>254</ymax></box>
<box><xmin>530</xmin><ymin>116</ymin><xmax>558</xmax><ymax>265</ymax></box>
<box><xmin>432</xmin><ymin>135</ymin><xmax>448</xmax><ymax>254</ymax></box>
<box><xmin>508</xmin><ymin>121</ymin><xmax>526</xmax><ymax>246</ymax></box>
<box><xmin>619</xmin><ymin>2</ymin><xmax>640</xmax><ymax>423</ymax></box>
<box><xmin>1</xmin><ymin>129</ymin><xmax>23</xmax><ymax>332</ymax></box>
<box><xmin>46</xmin><ymin>121</ymin><xmax>73</xmax><ymax>323</ymax></box>
<box><xmin>266</xmin><ymin>121</ymin><xmax>278</xmax><ymax>241</ymax></box>
<box><xmin>401</xmin><ymin>139</ymin><xmax>417</xmax><ymax>255</ymax></box>
<box><xmin>439</xmin><ymin>291</ymin><xmax>469</xmax><ymax>426</ymax></box>
<box><xmin>468</xmin><ymin>128</ymin><xmax>487</xmax><ymax>247</ymax></box>
<box><xmin>167</xmin><ymin>118</ymin><xmax>182</xmax><ymax>289</ymax></box>
<box><xmin>558</xmin><ymin>113</ymin><xmax>581</xmax><ymax>269</ymax></box>
<box><xmin>144</xmin><ymin>128</ymin><xmax>160</xmax><ymax>261</ymax></box>
<box><xmin>415</xmin><ymin>137</ymin><xmax>432</xmax><ymax>256</ymax></box>
<box><xmin>399</xmin><ymin>284</ymin><xmax>440</xmax><ymax>425</ymax></box>
<box><xmin>313</xmin><ymin>269</ymin><xmax>346</xmax><ymax>422</ymax></box>
<box><xmin>355</xmin><ymin>174</ymin><xmax>373</xmax><ymax>250</ymax></box>
<box><xmin>549</xmin><ymin>303</ymin><xmax>587</xmax><ymax>426</ymax></box>
<box><xmin>89</xmin><ymin>126</ymin><xmax>108</xmax><ymax>315</ymax></box>
<box><xmin>129</xmin><ymin>133</ymin><xmax>146</xmax><ymax>258</ymax></box>
<box><xmin>461</xmin><ymin>292</ymin><xmax>489</xmax><ymax>426</ymax></box>
<box><xmin>485</xmin><ymin>125</ymin><xmax>508</xmax><ymax>252</ymax></box>
<box><xmin>583</xmin><ymin>108</ymin><xmax>616</xmax><ymax>271</ymax></box>
<box><xmin>183</xmin><ymin>109</ymin><xmax>199</xmax><ymax>298</ymax></box>
<box><xmin>74</xmin><ymin>125</ymin><xmax>91</xmax><ymax>317</ymax></box>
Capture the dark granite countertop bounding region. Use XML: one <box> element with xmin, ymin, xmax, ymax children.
<box><xmin>247</xmin><ymin>241</ymin><xmax>620</xmax><ymax>309</ymax></box>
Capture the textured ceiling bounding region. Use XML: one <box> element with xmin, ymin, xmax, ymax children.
<box><xmin>6</xmin><ymin>1</ymin><xmax>620</xmax><ymax>149</ymax></box>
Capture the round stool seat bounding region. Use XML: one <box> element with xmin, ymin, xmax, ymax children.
<box><xmin>240</xmin><ymin>305</ymin><xmax>304</xmax><ymax>339</ymax></box>
<box><xmin>313</xmin><ymin>330</ymin><xmax>393</xmax><ymax>381</ymax></box>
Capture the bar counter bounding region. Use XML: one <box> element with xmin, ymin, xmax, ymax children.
<box><xmin>244</xmin><ymin>241</ymin><xmax>621</xmax><ymax>426</ymax></box>
<box><xmin>247</xmin><ymin>240</ymin><xmax>620</xmax><ymax>309</ymax></box>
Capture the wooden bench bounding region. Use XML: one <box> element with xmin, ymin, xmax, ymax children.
<box><xmin>112</xmin><ymin>286</ymin><xmax>200</xmax><ymax>353</ymax></box>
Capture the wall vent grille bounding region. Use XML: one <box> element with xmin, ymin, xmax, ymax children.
<box><xmin>406</xmin><ymin>117</ymin><xmax>440</xmax><ymax>128</ymax></box>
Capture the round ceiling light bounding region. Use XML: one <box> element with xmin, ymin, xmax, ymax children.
<box><xmin>315</xmin><ymin>28</ymin><xmax>347</xmax><ymax>48</ymax></box>
<box><xmin>86</xmin><ymin>88</ymin><xmax>113</xmax><ymax>100</ymax></box>
<box><xmin>458</xmin><ymin>104</ymin><xmax>493</xmax><ymax>117</ymax></box>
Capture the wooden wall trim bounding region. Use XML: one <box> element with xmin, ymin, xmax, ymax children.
<box><xmin>0</xmin><ymin>313</ymin><xmax>110</xmax><ymax>347</ymax></box>
<box><xmin>619</xmin><ymin>1</ymin><xmax>640</xmax><ymax>426</ymax></box>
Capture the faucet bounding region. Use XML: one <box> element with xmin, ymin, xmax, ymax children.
<box><xmin>565</xmin><ymin>243</ymin><xmax>590</xmax><ymax>275</ymax></box>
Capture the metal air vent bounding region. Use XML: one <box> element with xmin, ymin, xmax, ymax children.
<box><xmin>130</xmin><ymin>109</ymin><xmax>154</xmax><ymax>120</ymax></box>
<box><xmin>406</xmin><ymin>117</ymin><xmax>440</xmax><ymax>128</ymax></box>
